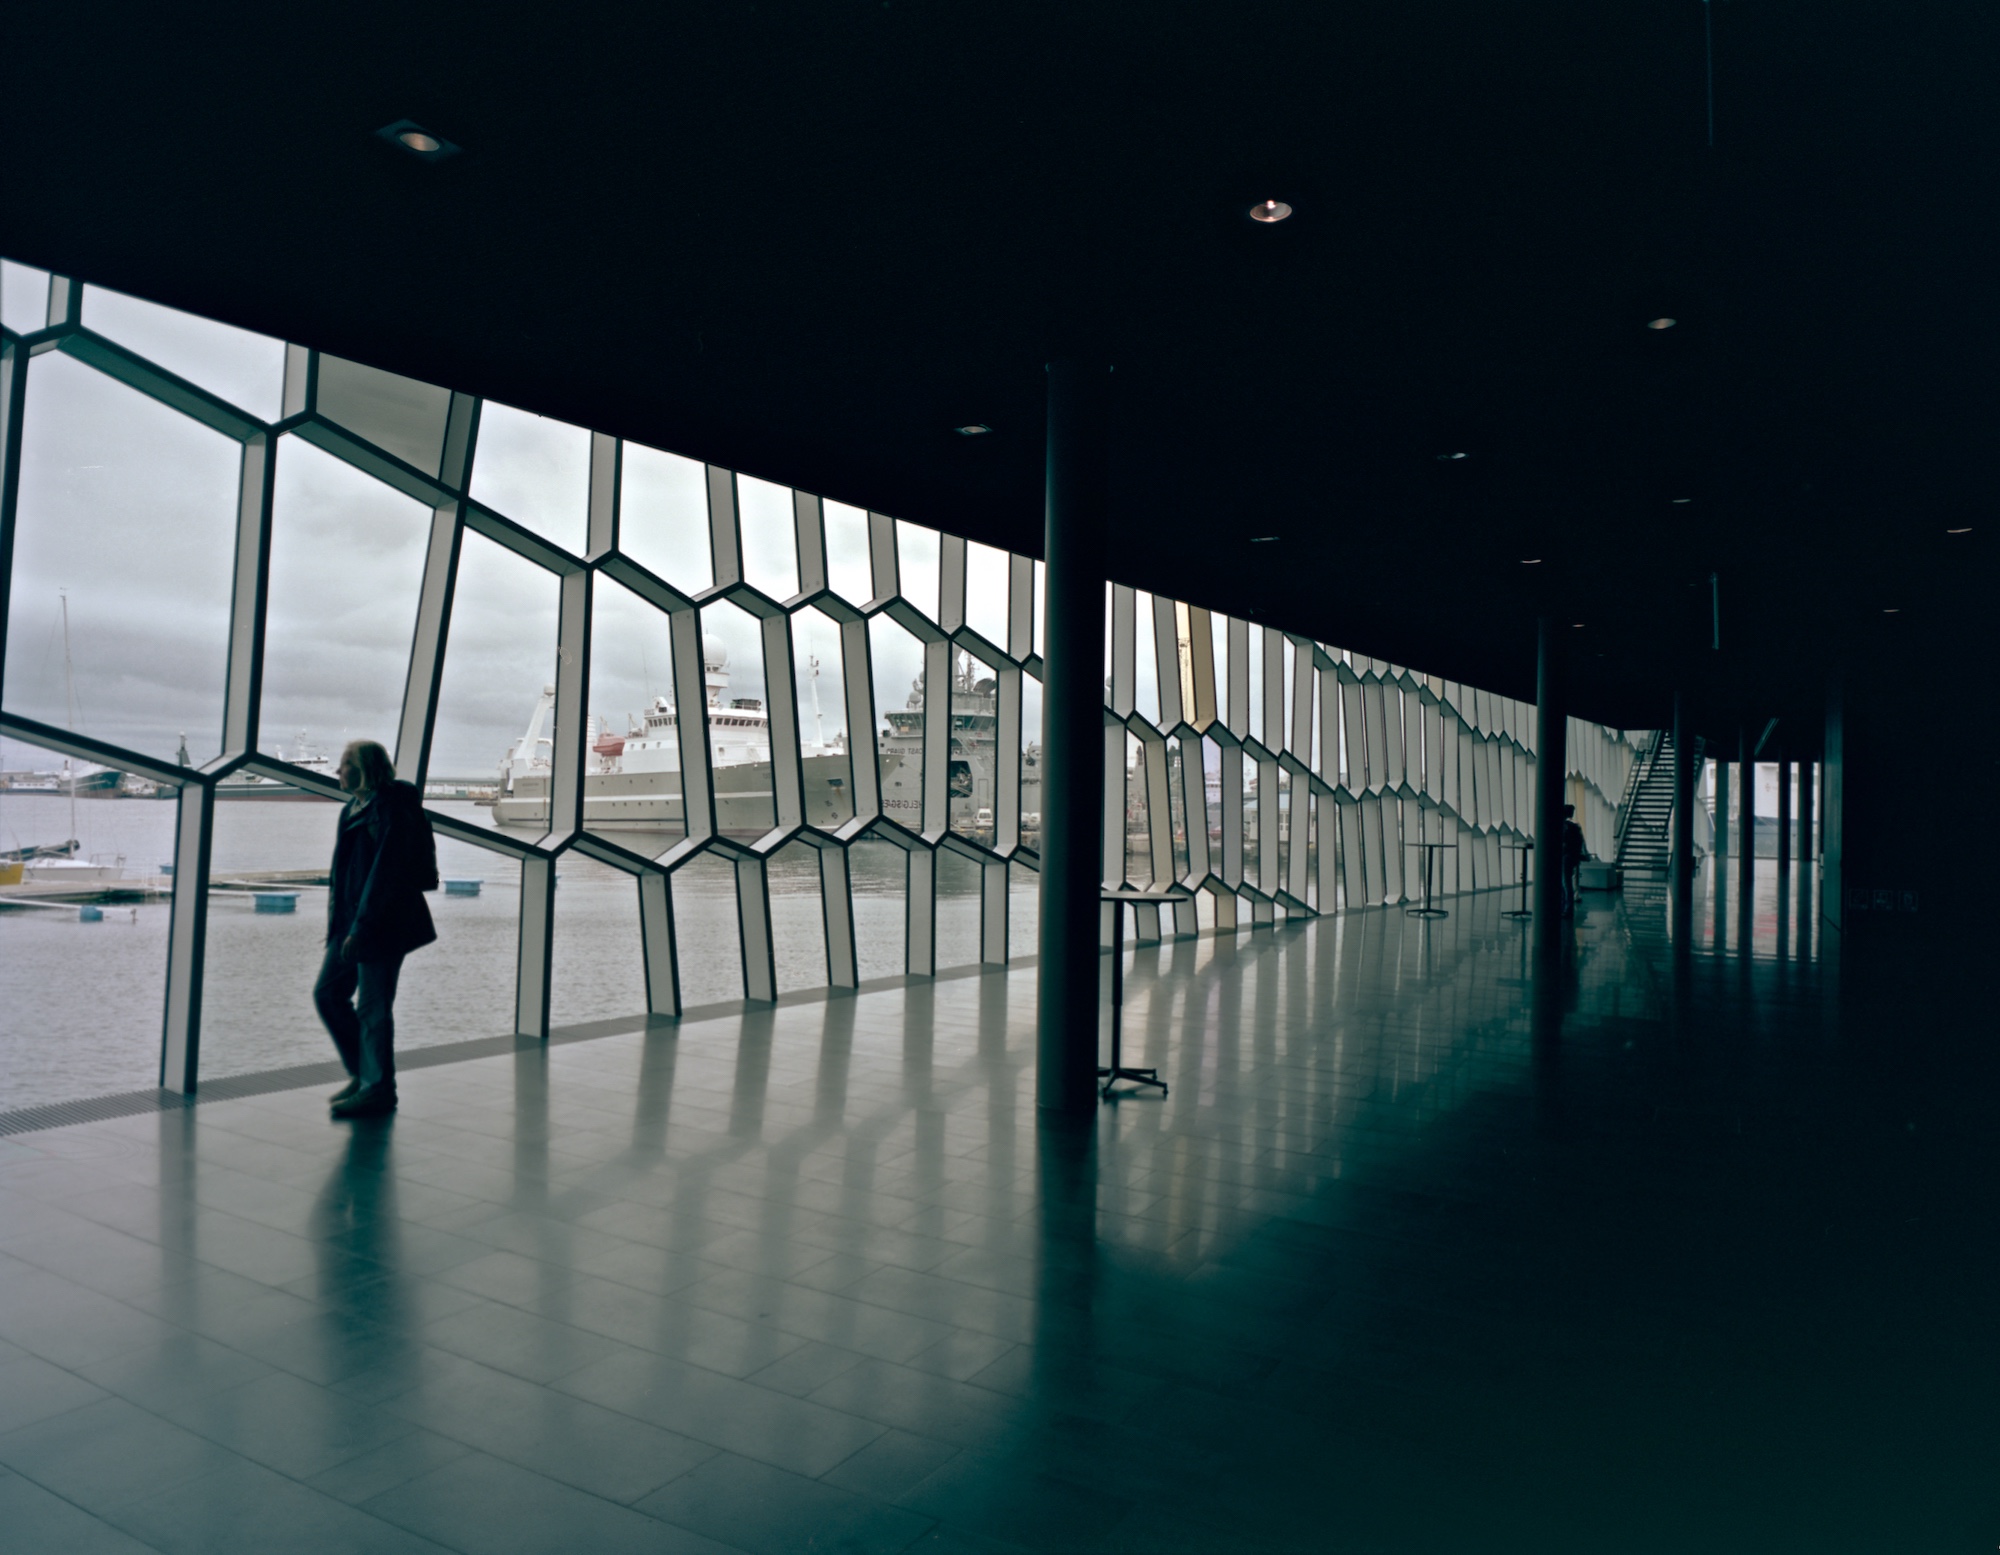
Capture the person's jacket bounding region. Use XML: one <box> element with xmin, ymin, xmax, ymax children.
<box><xmin>328</xmin><ymin>780</ymin><xmax>438</xmax><ymax>960</ymax></box>
<box><xmin>1561</xmin><ymin>819</ymin><xmax>1586</xmax><ymax>865</ymax></box>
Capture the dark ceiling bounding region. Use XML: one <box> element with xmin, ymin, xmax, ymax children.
<box><xmin>4</xmin><ymin>1</ymin><xmax>1993</xmax><ymax>744</ymax></box>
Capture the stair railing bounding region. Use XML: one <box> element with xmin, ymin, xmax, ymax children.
<box><xmin>1611</xmin><ymin>731</ymin><xmax>1662</xmax><ymax>851</ymax></box>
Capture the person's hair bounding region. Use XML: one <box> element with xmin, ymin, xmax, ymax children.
<box><xmin>342</xmin><ymin>740</ymin><xmax>396</xmax><ymax>792</ymax></box>
<box><xmin>1563</xmin><ymin>803</ymin><xmax>1576</xmax><ymax>817</ymax></box>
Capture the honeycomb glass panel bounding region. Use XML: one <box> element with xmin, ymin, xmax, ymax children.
<box><xmin>394</xmin><ymin>828</ymin><xmax>518</xmax><ymax>1041</ymax></box>
<box><xmin>1134</xmin><ymin>591</ymin><xmax>1160</xmax><ymax>725</ymax></box>
<box><xmin>871</xmin><ymin>614</ymin><xmax>926</xmax><ymax>832</ymax></box>
<box><xmin>1009</xmin><ymin>859</ymin><xmax>1040</xmax><ymax>956</ymax></box>
<box><xmin>672</xmin><ymin>852</ymin><xmax>743</xmax><ymax>1005</ymax></box>
<box><xmin>1033</xmin><ymin>559</ymin><xmax>1045</xmax><ymax>659</ymax></box>
<box><xmin>1166</xmin><ymin>734</ymin><xmax>1192</xmax><ymax>880</ymax></box>
<box><xmin>469</xmin><ymin>400</ymin><xmax>589</xmax><ymax>555</ymax></box>
<box><xmin>769</xmin><ymin>840</ymin><xmax>829</xmax><ymax>994</ymax></box>
<box><xmin>550</xmin><ymin>859</ymin><xmax>647</xmax><ymax>1026</ymax></box>
<box><xmin>699</xmin><ymin>597</ymin><xmax>777</xmax><ymax>839</ymax></box>
<box><xmin>619</xmin><ymin>440</ymin><xmax>712</xmax><ymax>591</ymax></box>
<box><xmin>315</xmin><ymin>356</ymin><xmax>452</xmax><ymax>477</ymax></box>
<box><xmin>849</xmin><ymin>837</ymin><xmax>907</xmax><ymax>979</ymax></box>
<box><xmin>585</xmin><ymin>574</ymin><xmax>684</xmax><ymax>843</ymax></box>
<box><xmin>261</xmin><ymin>436</ymin><xmax>429</xmax><ymax>766</ymax></box>
<box><xmin>896</xmin><ymin>520</ymin><xmax>941</xmax><ymax>620</ymax></box>
<box><xmin>199</xmin><ymin>795</ymin><xmax>345</xmax><ymax>1079</ymax></box>
<box><xmin>736</xmin><ymin>475</ymin><xmax>799</xmax><ymax>600</ymax></box>
<box><xmin>1125</xmin><ymin>730</ymin><xmax>1148</xmax><ymax>885</ymax></box>
<box><xmin>432</xmin><ymin>530</ymin><xmax>560</xmax><ymax>832</ymax></box>
<box><xmin>1248</xmin><ymin>625</ymin><xmax>1265</xmax><ymax>745</ymax></box>
<box><xmin>1211</xmin><ymin>616</ymin><xmax>1229</xmax><ymax>727</ymax></box>
<box><xmin>1244</xmin><ymin>755</ymin><xmax>1262</xmax><ymax>883</ymax></box>
<box><xmin>82</xmin><ymin>285</ymin><xmax>286</xmax><ymax>421</ymax></box>
<box><xmin>935</xmin><ymin>849</ymin><xmax>981</xmax><ymax>968</ymax></box>
<box><xmin>823</xmin><ymin>500</ymin><xmax>872</xmax><ymax>603</ymax></box>
<box><xmin>792</xmin><ymin>606</ymin><xmax>853</xmax><ymax>829</ymax></box>
<box><xmin>0</xmin><ymin>732</ymin><xmax>171</xmax><ymax>1110</ymax></box>
<box><xmin>1202</xmin><ymin>736</ymin><xmax>1224</xmax><ymax>862</ymax></box>
<box><xmin>965</xmin><ymin>540</ymin><xmax>1009</xmax><ymax>647</ymax></box>
<box><xmin>1021</xmin><ymin>670</ymin><xmax>1043</xmax><ymax>846</ymax></box>
<box><xmin>1</xmin><ymin>259</ymin><xmax>52</xmax><ymax>334</ymax></box>
<box><xmin>948</xmin><ymin>647</ymin><xmax>999</xmax><ymax>842</ymax></box>
<box><xmin>3</xmin><ymin>353</ymin><xmax>238</xmax><ymax>765</ymax></box>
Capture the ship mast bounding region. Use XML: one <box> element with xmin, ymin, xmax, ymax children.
<box><xmin>808</xmin><ymin>656</ymin><xmax>825</xmax><ymax>747</ymax></box>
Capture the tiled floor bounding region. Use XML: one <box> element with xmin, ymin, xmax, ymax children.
<box><xmin>0</xmin><ymin>866</ymin><xmax>1992</xmax><ymax>1553</ymax></box>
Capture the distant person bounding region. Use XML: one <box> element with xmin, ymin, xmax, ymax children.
<box><xmin>1561</xmin><ymin>803</ymin><xmax>1586</xmax><ymax>917</ymax></box>
<box><xmin>317</xmin><ymin>741</ymin><xmax>437</xmax><ymax>1119</ymax></box>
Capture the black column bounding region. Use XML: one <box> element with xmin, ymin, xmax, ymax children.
<box><xmin>1670</xmin><ymin>691</ymin><xmax>1694</xmax><ymax>925</ymax></box>
<box><xmin>1736</xmin><ymin>733</ymin><xmax>1755</xmax><ymax>883</ymax></box>
<box><xmin>1533</xmin><ymin>617</ymin><xmax>1566</xmax><ymax>954</ymax></box>
<box><xmin>1776</xmin><ymin>755</ymin><xmax>1793</xmax><ymax>869</ymax></box>
<box><xmin>1797</xmin><ymin>757</ymin><xmax>1815</xmax><ymax>865</ymax></box>
<box><xmin>1037</xmin><ymin>361</ymin><xmax>1110</xmax><ymax>1115</ymax></box>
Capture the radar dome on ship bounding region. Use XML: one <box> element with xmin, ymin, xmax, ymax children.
<box><xmin>703</xmin><ymin>636</ymin><xmax>728</xmax><ymax>671</ymax></box>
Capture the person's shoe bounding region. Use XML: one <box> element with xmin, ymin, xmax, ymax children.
<box><xmin>329</xmin><ymin>1087</ymin><xmax>397</xmax><ymax>1120</ymax></box>
<box><xmin>328</xmin><ymin>1077</ymin><xmax>361</xmax><ymax>1104</ymax></box>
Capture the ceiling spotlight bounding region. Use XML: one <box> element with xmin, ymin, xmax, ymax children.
<box><xmin>1249</xmin><ymin>535</ymin><xmax>1281</xmax><ymax>543</ymax></box>
<box><xmin>1520</xmin><ymin>558</ymin><xmax>1542</xmax><ymax>565</ymax></box>
<box><xmin>1250</xmin><ymin>199</ymin><xmax>1293</xmax><ymax>223</ymax></box>
<box><xmin>1437</xmin><ymin>452</ymin><xmax>1468</xmax><ymax>461</ymax></box>
<box><xmin>1883</xmin><ymin>607</ymin><xmax>1900</xmax><ymax>613</ymax></box>
<box><xmin>1671</xmin><ymin>497</ymin><xmax>1692</xmax><ymax>504</ymax></box>
<box><xmin>1572</xmin><ymin>622</ymin><xmax>1585</xmax><ymax>628</ymax></box>
<box><xmin>1647</xmin><ymin>317</ymin><xmax>1677</xmax><ymax>330</ymax></box>
<box><xmin>955</xmin><ymin>424</ymin><xmax>991</xmax><ymax>436</ymax></box>
<box><xmin>1947</xmin><ymin>525</ymin><xmax>1972</xmax><ymax>533</ymax></box>
<box><xmin>376</xmin><ymin>119</ymin><xmax>460</xmax><ymax>160</ymax></box>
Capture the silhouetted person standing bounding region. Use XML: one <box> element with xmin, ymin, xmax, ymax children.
<box><xmin>317</xmin><ymin>740</ymin><xmax>436</xmax><ymax>1119</ymax></box>
<box><xmin>1560</xmin><ymin>802</ymin><xmax>1585</xmax><ymax>918</ymax></box>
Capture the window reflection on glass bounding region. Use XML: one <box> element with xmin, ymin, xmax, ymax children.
<box><xmin>824</xmin><ymin>500</ymin><xmax>873</xmax><ymax>603</ymax></box>
<box><xmin>82</xmin><ymin>285</ymin><xmax>286</xmax><ymax>422</ymax></box>
<box><xmin>431</xmin><ymin>530</ymin><xmax>560</xmax><ymax>829</ymax></box>
<box><xmin>965</xmin><ymin>540</ymin><xmax>1009</xmax><ymax>646</ymax></box>
<box><xmin>1134</xmin><ymin>590</ymin><xmax>1159</xmax><ymax>724</ymax></box>
<box><xmin>896</xmin><ymin>520</ymin><xmax>941</xmax><ymax>620</ymax></box>
<box><xmin>948</xmin><ymin>647</ymin><xmax>999</xmax><ymax>841</ymax></box>
<box><xmin>262</xmin><ymin>437</ymin><xmax>429</xmax><ymax>767</ymax></box>
<box><xmin>4</xmin><ymin>354</ymin><xmax>238</xmax><ymax>766</ymax></box>
<box><xmin>736</xmin><ymin>475</ymin><xmax>799</xmax><ymax>600</ymax></box>
<box><xmin>0</xmin><ymin>259</ymin><xmax>51</xmax><ymax>335</ymax></box>
<box><xmin>871</xmin><ymin>615</ymin><xmax>926</xmax><ymax>832</ymax></box>
<box><xmin>792</xmin><ymin>606</ymin><xmax>852</xmax><ymax>828</ymax></box>
<box><xmin>699</xmin><ymin>596</ymin><xmax>776</xmax><ymax>838</ymax></box>
<box><xmin>768</xmin><ymin>840</ymin><xmax>829</xmax><ymax>993</ymax></box>
<box><xmin>586</xmin><ymin>574</ymin><xmax>684</xmax><ymax>844</ymax></box>
<box><xmin>469</xmin><ymin>400</ymin><xmax>590</xmax><ymax>555</ymax></box>
<box><xmin>1020</xmin><ymin>671</ymin><xmax>1043</xmax><ymax>846</ymax></box>
<box><xmin>619</xmin><ymin>440</ymin><xmax>712</xmax><ymax>593</ymax></box>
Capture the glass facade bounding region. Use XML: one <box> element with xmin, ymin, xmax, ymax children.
<box><xmin>0</xmin><ymin>262</ymin><xmax>1645</xmax><ymax>1106</ymax></box>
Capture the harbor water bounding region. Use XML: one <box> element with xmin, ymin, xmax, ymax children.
<box><xmin>0</xmin><ymin>795</ymin><xmax>1039</xmax><ymax>1112</ymax></box>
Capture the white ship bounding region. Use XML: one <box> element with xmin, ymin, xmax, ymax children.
<box><xmin>490</xmin><ymin>641</ymin><xmax>1039</xmax><ymax>838</ymax></box>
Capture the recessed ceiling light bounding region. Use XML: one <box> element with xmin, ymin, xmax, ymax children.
<box><xmin>1437</xmin><ymin>452</ymin><xmax>1468</xmax><ymax>461</ymax></box>
<box><xmin>1647</xmin><ymin>317</ymin><xmax>1677</xmax><ymax>330</ymax></box>
<box><xmin>1947</xmin><ymin>525</ymin><xmax>1972</xmax><ymax>533</ymax></box>
<box><xmin>1572</xmin><ymin>622</ymin><xmax>1585</xmax><ymax>628</ymax></box>
<box><xmin>1520</xmin><ymin>558</ymin><xmax>1542</xmax><ymax>565</ymax></box>
<box><xmin>1671</xmin><ymin>497</ymin><xmax>1692</xmax><ymax>504</ymax></box>
<box><xmin>376</xmin><ymin>120</ymin><xmax>460</xmax><ymax>160</ymax></box>
<box><xmin>1250</xmin><ymin>535</ymin><xmax>1280</xmax><ymax>543</ymax></box>
<box><xmin>955</xmin><ymin>424</ymin><xmax>990</xmax><ymax>436</ymax></box>
<box><xmin>1250</xmin><ymin>199</ymin><xmax>1292</xmax><ymax>223</ymax></box>
<box><xmin>1883</xmin><ymin>607</ymin><xmax>1900</xmax><ymax>613</ymax></box>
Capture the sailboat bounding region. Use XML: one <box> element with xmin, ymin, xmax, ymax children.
<box><xmin>22</xmin><ymin>593</ymin><xmax>127</xmax><ymax>883</ymax></box>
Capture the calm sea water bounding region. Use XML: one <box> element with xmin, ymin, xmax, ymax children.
<box><xmin>0</xmin><ymin>795</ymin><xmax>1038</xmax><ymax>1111</ymax></box>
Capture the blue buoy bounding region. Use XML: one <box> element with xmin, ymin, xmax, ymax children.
<box><xmin>160</xmin><ymin>863</ymin><xmax>175</xmax><ymax>877</ymax></box>
<box><xmin>78</xmin><ymin>905</ymin><xmax>104</xmax><ymax>923</ymax></box>
<box><xmin>253</xmin><ymin>892</ymin><xmax>299</xmax><ymax>913</ymax></box>
<box><xmin>443</xmin><ymin>877</ymin><xmax>483</xmax><ymax>896</ymax></box>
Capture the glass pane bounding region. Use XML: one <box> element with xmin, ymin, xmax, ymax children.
<box><xmin>550</xmin><ymin>859</ymin><xmax>646</xmax><ymax>1026</ymax></box>
<box><xmin>949</xmin><ymin>648</ymin><xmax>999</xmax><ymax>841</ymax></box>
<box><xmin>199</xmin><ymin>796</ymin><xmax>345</xmax><ymax>1080</ymax></box>
<box><xmin>0</xmin><ymin>259</ymin><xmax>51</xmax><ymax>335</ymax></box>
<box><xmin>82</xmin><ymin>285</ymin><xmax>285</xmax><ymax>421</ymax></box>
<box><xmin>1203</xmin><ymin>737</ymin><xmax>1223</xmax><ymax>855</ymax></box>
<box><xmin>396</xmin><ymin>817</ymin><xmax>525</xmax><ymax>1041</ymax></box>
<box><xmin>793</xmin><ymin>606</ymin><xmax>853</xmax><ymax>829</ymax></box>
<box><xmin>1247</xmin><ymin>626</ymin><xmax>1265</xmax><ymax>745</ymax></box>
<box><xmin>849</xmin><ymin>838</ymin><xmax>906</xmax><ymax>980</ymax></box>
<box><xmin>316</xmin><ymin>355</ymin><xmax>452</xmax><ymax>478</ymax></box>
<box><xmin>1009</xmin><ymin>859</ymin><xmax>1039</xmax><ymax>959</ymax></box>
<box><xmin>1211</xmin><ymin>616</ymin><xmax>1229</xmax><ymax>729</ymax></box>
<box><xmin>699</xmin><ymin>598</ymin><xmax>776</xmax><ymax>839</ymax></box>
<box><xmin>585</xmin><ymin>575</ymin><xmax>684</xmax><ymax>845</ymax></box>
<box><xmin>736</xmin><ymin>475</ymin><xmax>799</xmax><ymax>600</ymax></box>
<box><xmin>1021</xmin><ymin>672</ymin><xmax>1043</xmax><ymax>846</ymax></box>
<box><xmin>965</xmin><ymin>540</ymin><xmax>1009</xmax><ymax>646</ymax></box>
<box><xmin>469</xmin><ymin>400</ymin><xmax>589</xmax><ymax>555</ymax></box>
<box><xmin>3</xmin><ymin>353</ymin><xmax>238</xmax><ymax>766</ymax></box>
<box><xmin>1134</xmin><ymin>591</ymin><xmax>1159</xmax><ymax>725</ymax></box>
<box><xmin>1244</xmin><ymin>756</ymin><xmax>1262</xmax><ymax>882</ymax></box>
<box><xmin>671</xmin><ymin>853</ymin><xmax>742</xmax><ymax>1006</ymax></box>
<box><xmin>769</xmin><ymin>840</ymin><xmax>828</xmax><ymax>994</ymax></box>
<box><xmin>1282</xmin><ymin>640</ymin><xmax>1297</xmax><ymax>752</ymax></box>
<box><xmin>896</xmin><ymin>521</ymin><xmax>941</xmax><ymax>620</ymax></box>
<box><xmin>1033</xmin><ymin>560</ymin><xmax>1045</xmax><ymax>660</ymax></box>
<box><xmin>824</xmin><ymin>500</ymin><xmax>872</xmax><ymax>603</ymax></box>
<box><xmin>619</xmin><ymin>441</ymin><xmax>712</xmax><ymax>592</ymax></box>
<box><xmin>1125</xmin><ymin>731</ymin><xmax>1148</xmax><ymax>885</ymax></box>
<box><xmin>1166</xmin><ymin>735</ymin><xmax>1191</xmax><ymax>880</ymax></box>
<box><xmin>935</xmin><ymin>850</ymin><xmax>981</xmax><ymax>969</ymax></box>
<box><xmin>0</xmin><ymin>736</ymin><xmax>171</xmax><ymax>1109</ymax></box>
<box><xmin>432</xmin><ymin>530</ymin><xmax>560</xmax><ymax>831</ymax></box>
<box><xmin>871</xmin><ymin>615</ymin><xmax>926</xmax><ymax>831</ymax></box>
<box><xmin>261</xmin><ymin>436</ymin><xmax>430</xmax><ymax>764</ymax></box>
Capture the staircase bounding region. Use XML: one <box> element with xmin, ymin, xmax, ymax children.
<box><xmin>1613</xmin><ymin>730</ymin><xmax>1695</xmax><ymax>881</ymax></box>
